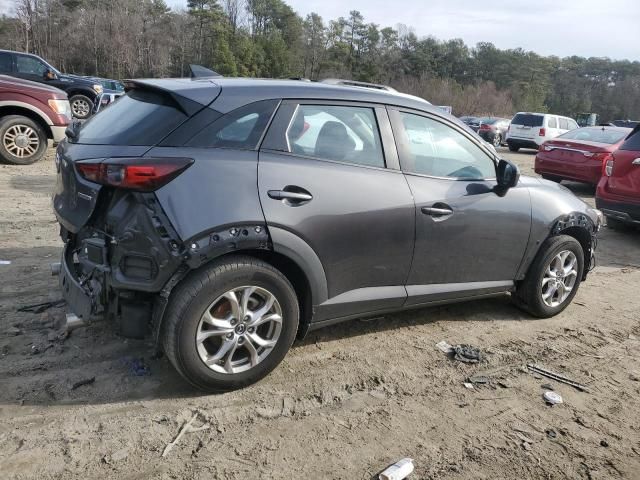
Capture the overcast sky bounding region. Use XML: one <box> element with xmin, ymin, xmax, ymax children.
<box><xmin>166</xmin><ymin>0</ymin><xmax>640</xmax><ymax>61</ymax></box>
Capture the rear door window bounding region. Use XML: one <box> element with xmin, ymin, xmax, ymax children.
<box><xmin>547</xmin><ymin>117</ymin><xmax>557</xmax><ymax>128</ymax></box>
<box><xmin>559</xmin><ymin>118</ymin><xmax>569</xmax><ymax>130</ymax></box>
<box><xmin>511</xmin><ymin>114</ymin><xmax>544</xmax><ymax>127</ymax></box>
<box><xmin>286</xmin><ymin>105</ymin><xmax>385</xmax><ymax>168</ymax></box>
<box><xmin>620</xmin><ymin>127</ymin><xmax>640</xmax><ymax>151</ymax></box>
<box><xmin>74</xmin><ymin>89</ymin><xmax>188</xmax><ymax>145</ymax></box>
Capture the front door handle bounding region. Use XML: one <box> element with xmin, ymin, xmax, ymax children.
<box><xmin>421</xmin><ymin>206</ymin><xmax>453</xmax><ymax>217</ymax></box>
<box><xmin>268</xmin><ymin>187</ymin><xmax>313</xmax><ymax>205</ymax></box>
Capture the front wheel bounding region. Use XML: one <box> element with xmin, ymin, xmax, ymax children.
<box><xmin>69</xmin><ymin>94</ymin><xmax>94</xmax><ymax>119</ymax></box>
<box><xmin>0</xmin><ymin>115</ymin><xmax>48</xmax><ymax>165</ymax></box>
<box><xmin>493</xmin><ymin>133</ymin><xmax>502</xmax><ymax>148</ymax></box>
<box><xmin>162</xmin><ymin>256</ymin><xmax>299</xmax><ymax>392</ymax></box>
<box><xmin>514</xmin><ymin>235</ymin><xmax>584</xmax><ymax>318</ymax></box>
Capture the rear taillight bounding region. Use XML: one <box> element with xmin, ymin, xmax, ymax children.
<box><xmin>604</xmin><ymin>158</ymin><xmax>614</xmax><ymax>176</ymax></box>
<box><xmin>479</xmin><ymin>124</ymin><xmax>491</xmax><ymax>131</ymax></box>
<box><xmin>76</xmin><ymin>157</ymin><xmax>193</xmax><ymax>191</ymax></box>
<box><xmin>539</xmin><ymin>128</ymin><xmax>546</xmax><ymax>136</ymax></box>
<box><xmin>584</xmin><ymin>152</ymin><xmax>612</xmax><ymax>161</ymax></box>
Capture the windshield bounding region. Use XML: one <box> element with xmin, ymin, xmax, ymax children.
<box><xmin>511</xmin><ymin>113</ymin><xmax>544</xmax><ymax>127</ymax></box>
<box><xmin>558</xmin><ymin>127</ymin><xmax>631</xmax><ymax>144</ymax></box>
<box><xmin>480</xmin><ymin>118</ymin><xmax>499</xmax><ymax>125</ymax></box>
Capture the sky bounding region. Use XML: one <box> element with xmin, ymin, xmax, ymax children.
<box><xmin>166</xmin><ymin>0</ymin><xmax>640</xmax><ymax>61</ymax></box>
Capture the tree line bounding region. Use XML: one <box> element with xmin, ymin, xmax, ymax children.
<box><xmin>2</xmin><ymin>0</ymin><xmax>639</xmax><ymax>121</ymax></box>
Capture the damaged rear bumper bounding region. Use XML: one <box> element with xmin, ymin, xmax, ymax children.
<box><xmin>58</xmin><ymin>244</ymin><xmax>104</xmax><ymax>320</ymax></box>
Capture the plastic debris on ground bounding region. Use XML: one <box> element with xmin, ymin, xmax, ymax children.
<box><xmin>543</xmin><ymin>391</ymin><xmax>563</xmax><ymax>405</ymax></box>
<box><xmin>379</xmin><ymin>458</ymin><xmax>414</xmax><ymax>480</ymax></box>
<box><xmin>123</xmin><ymin>357</ymin><xmax>151</xmax><ymax>376</ymax></box>
<box><xmin>452</xmin><ymin>344</ymin><xmax>482</xmax><ymax>363</ymax></box>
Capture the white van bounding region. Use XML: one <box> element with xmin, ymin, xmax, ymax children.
<box><xmin>506</xmin><ymin>112</ymin><xmax>578</xmax><ymax>151</ymax></box>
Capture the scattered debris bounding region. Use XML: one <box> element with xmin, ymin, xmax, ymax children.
<box><xmin>17</xmin><ymin>299</ymin><xmax>65</xmax><ymax>314</ymax></box>
<box><xmin>436</xmin><ymin>340</ymin><xmax>453</xmax><ymax>354</ymax></box>
<box><xmin>541</xmin><ymin>383</ymin><xmax>554</xmax><ymax>391</ymax></box>
<box><xmin>6</xmin><ymin>327</ymin><xmax>22</xmax><ymax>336</ymax></box>
<box><xmin>123</xmin><ymin>357</ymin><xmax>151</xmax><ymax>376</ymax></box>
<box><xmin>103</xmin><ymin>446</ymin><xmax>130</xmax><ymax>464</ymax></box>
<box><xmin>543</xmin><ymin>391</ymin><xmax>563</xmax><ymax>405</ymax></box>
<box><xmin>162</xmin><ymin>413</ymin><xmax>209</xmax><ymax>458</ymax></box>
<box><xmin>452</xmin><ymin>344</ymin><xmax>482</xmax><ymax>363</ymax></box>
<box><xmin>629</xmin><ymin>334</ymin><xmax>638</xmax><ymax>340</ymax></box>
<box><xmin>600</xmin><ymin>440</ymin><xmax>609</xmax><ymax>447</ymax></box>
<box><xmin>497</xmin><ymin>380</ymin><xmax>511</xmax><ymax>389</ymax></box>
<box><xmin>463</xmin><ymin>382</ymin><xmax>475</xmax><ymax>390</ymax></box>
<box><xmin>546</xmin><ymin>429</ymin><xmax>557</xmax><ymax>439</ymax></box>
<box><xmin>379</xmin><ymin>458</ymin><xmax>414</xmax><ymax>480</ymax></box>
<box><xmin>467</xmin><ymin>375</ymin><xmax>490</xmax><ymax>385</ymax></box>
<box><xmin>71</xmin><ymin>376</ymin><xmax>95</xmax><ymax>390</ymax></box>
<box><xmin>527</xmin><ymin>364</ymin><xmax>588</xmax><ymax>392</ymax></box>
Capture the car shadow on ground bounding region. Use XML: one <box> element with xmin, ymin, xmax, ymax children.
<box><xmin>9</xmin><ymin>174</ymin><xmax>56</xmax><ymax>194</ymax></box>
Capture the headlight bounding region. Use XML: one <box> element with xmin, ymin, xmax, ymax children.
<box><xmin>48</xmin><ymin>98</ymin><xmax>72</xmax><ymax>117</ymax></box>
<box><xmin>93</xmin><ymin>84</ymin><xmax>104</xmax><ymax>94</ymax></box>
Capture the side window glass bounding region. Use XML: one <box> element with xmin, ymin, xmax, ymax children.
<box><xmin>397</xmin><ymin>112</ymin><xmax>496</xmax><ymax>180</ymax></box>
<box><xmin>187</xmin><ymin>99</ymin><xmax>278</xmax><ymax>149</ymax></box>
<box><xmin>16</xmin><ymin>55</ymin><xmax>46</xmax><ymax>75</ymax></box>
<box><xmin>558</xmin><ymin>118</ymin><xmax>569</xmax><ymax>130</ymax></box>
<box><xmin>568</xmin><ymin>120</ymin><xmax>578</xmax><ymax>130</ymax></box>
<box><xmin>547</xmin><ymin>117</ymin><xmax>557</xmax><ymax>128</ymax></box>
<box><xmin>0</xmin><ymin>52</ymin><xmax>12</xmax><ymax>73</ymax></box>
<box><xmin>286</xmin><ymin>105</ymin><xmax>385</xmax><ymax>168</ymax></box>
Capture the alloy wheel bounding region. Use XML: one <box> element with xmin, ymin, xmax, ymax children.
<box><xmin>196</xmin><ymin>286</ymin><xmax>283</xmax><ymax>374</ymax></box>
<box><xmin>71</xmin><ymin>98</ymin><xmax>91</xmax><ymax>118</ymax></box>
<box><xmin>2</xmin><ymin>124</ymin><xmax>40</xmax><ymax>159</ymax></box>
<box><xmin>493</xmin><ymin>134</ymin><xmax>502</xmax><ymax>147</ymax></box>
<box><xmin>541</xmin><ymin>250</ymin><xmax>578</xmax><ymax>307</ymax></box>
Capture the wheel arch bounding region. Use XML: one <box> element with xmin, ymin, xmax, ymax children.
<box><xmin>0</xmin><ymin>104</ymin><xmax>53</xmax><ymax>139</ymax></box>
<box><xmin>67</xmin><ymin>88</ymin><xmax>98</xmax><ymax>101</ymax></box>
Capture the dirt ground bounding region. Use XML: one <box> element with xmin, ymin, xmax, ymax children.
<box><xmin>1</xmin><ymin>147</ymin><xmax>639</xmax><ymax>480</ymax></box>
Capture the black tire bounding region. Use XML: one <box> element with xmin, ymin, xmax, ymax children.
<box><xmin>162</xmin><ymin>255</ymin><xmax>299</xmax><ymax>392</ymax></box>
<box><xmin>514</xmin><ymin>235</ymin><xmax>584</xmax><ymax>318</ymax></box>
<box><xmin>69</xmin><ymin>94</ymin><xmax>94</xmax><ymax>119</ymax></box>
<box><xmin>542</xmin><ymin>174</ymin><xmax>562</xmax><ymax>183</ymax></box>
<box><xmin>508</xmin><ymin>143</ymin><xmax>520</xmax><ymax>152</ymax></box>
<box><xmin>0</xmin><ymin>115</ymin><xmax>48</xmax><ymax>165</ymax></box>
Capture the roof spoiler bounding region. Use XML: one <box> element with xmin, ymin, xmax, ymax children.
<box><xmin>189</xmin><ymin>64</ymin><xmax>223</xmax><ymax>79</ymax></box>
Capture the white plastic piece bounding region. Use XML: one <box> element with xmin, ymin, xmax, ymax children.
<box><xmin>0</xmin><ymin>260</ymin><xmax>11</xmax><ymax>265</ymax></box>
<box><xmin>379</xmin><ymin>458</ymin><xmax>414</xmax><ymax>480</ymax></box>
<box><xmin>435</xmin><ymin>340</ymin><xmax>452</xmax><ymax>353</ymax></box>
<box><xmin>544</xmin><ymin>391</ymin><xmax>563</xmax><ymax>405</ymax></box>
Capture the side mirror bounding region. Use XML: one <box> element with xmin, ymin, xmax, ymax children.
<box><xmin>43</xmin><ymin>69</ymin><xmax>58</xmax><ymax>81</ymax></box>
<box><xmin>495</xmin><ymin>158</ymin><xmax>520</xmax><ymax>194</ymax></box>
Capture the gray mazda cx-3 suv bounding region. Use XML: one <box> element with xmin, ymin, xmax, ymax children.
<box><xmin>53</xmin><ymin>78</ymin><xmax>603</xmax><ymax>391</ymax></box>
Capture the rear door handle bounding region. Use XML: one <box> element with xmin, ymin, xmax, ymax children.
<box><xmin>421</xmin><ymin>206</ymin><xmax>453</xmax><ymax>217</ymax></box>
<box><xmin>268</xmin><ymin>187</ymin><xmax>313</xmax><ymax>205</ymax></box>
<box><xmin>632</xmin><ymin>158</ymin><xmax>640</xmax><ymax>166</ymax></box>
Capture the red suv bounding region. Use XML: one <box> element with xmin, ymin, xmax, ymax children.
<box><xmin>0</xmin><ymin>74</ymin><xmax>71</xmax><ymax>164</ymax></box>
<box><xmin>596</xmin><ymin>125</ymin><xmax>640</xmax><ymax>227</ymax></box>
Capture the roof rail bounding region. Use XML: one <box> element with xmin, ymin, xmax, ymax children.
<box><xmin>320</xmin><ymin>78</ymin><xmax>397</xmax><ymax>92</ymax></box>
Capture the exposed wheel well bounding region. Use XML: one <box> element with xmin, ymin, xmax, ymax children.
<box><xmin>67</xmin><ymin>90</ymin><xmax>97</xmax><ymax>102</ymax></box>
<box><xmin>553</xmin><ymin>226</ymin><xmax>592</xmax><ymax>279</ymax></box>
<box><xmin>0</xmin><ymin>106</ymin><xmax>52</xmax><ymax>139</ymax></box>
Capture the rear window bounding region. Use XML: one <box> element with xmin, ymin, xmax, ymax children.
<box><xmin>558</xmin><ymin>127</ymin><xmax>631</xmax><ymax>145</ymax></box>
<box><xmin>620</xmin><ymin>126</ymin><xmax>640</xmax><ymax>151</ymax></box>
<box><xmin>481</xmin><ymin>118</ymin><xmax>499</xmax><ymax>125</ymax></box>
<box><xmin>511</xmin><ymin>114</ymin><xmax>543</xmax><ymax>127</ymax></box>
<box><xmin>74</xmin><ymin>90</ymin><xmax>187</xmax><ymax>145</ymax></box>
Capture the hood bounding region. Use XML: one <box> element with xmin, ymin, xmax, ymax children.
<box><xmin>0</xmin><ymin>74</ymin><xmax>67</xmax><ymax>97</ymax></box>
<box><xmin>60</xmin><ymin>73</ymin><xmax>101</xmax><ymax>87</ymax></box>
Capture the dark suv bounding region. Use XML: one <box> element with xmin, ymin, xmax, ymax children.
<box><xmin>0</xmin><ymin>49</ymin><xmax>103</xmax><ymax>119</ymax></box>
<box><xmin>53</xmin><ymin>78</ymin><xmax>603</xmax><ymax>391</ymax></box>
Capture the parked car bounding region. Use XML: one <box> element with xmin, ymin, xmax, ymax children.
<box><xmin>596</xmin><ymin>125</ymin><xmax>640</xmax><ymax>228</ymax></box>
<box><xmin>611</xmin><ymin>120</ymin><xmax>640</xmax><ymax>129</ymax></box>
<box><xmin>88</xmin><ymin>77</ymin><xmax>125</xmax><ymax>108</ymax></box>
<box><xmin>0</xmin><ymin>49</ymin><xmax>103</xmax><ymax>119</ymax></box>
<box><xmin>53</xmin><ymin>78</ymin><xmax>602</xmax><ymax>391</ymax></box>
<box><xmin>459</xmin><ymin>116</ymin><xmax>479</xmax><ymax>126</ymax></box>
<box><xmin>506</xmin><ymin>112</ymin><xmax>579</xmax><ymax>152</ymax></box>
<box><xmin>477</xmin><ymin>117</ymin><xmax>511</xmax><ymax>147</ymax></box>
<box><xmin>534</xmin><ymin>126</ymin><xmax>631</xmax><ymax>185</ymax></box>
<box><xmin>0</xmin><ymin>75</ymin><xmax>71</xmax><ymax>164</ymax></box>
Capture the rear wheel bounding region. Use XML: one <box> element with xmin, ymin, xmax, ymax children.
<box><xmin>0</xmin><ymin>115</ymin><xmax>47</xmax><ymax>165</ymax></box>
<box><xmin>493</xmin><ymin>133</ymin><xmax>502</xmax><ymax>148</ymax></box>
<box><xmin>508</xmin><ymin>143</ymin><xmax>519</xmax><ymax>152</ymax></box>
<box><xmin>514</xmin><ymin>235</ymin><xmax>584</xmax><ymax>318</ymax></box>
<box><xmin>70</xmin><ymin>94</ymin><xmax>93</xmax><ymax>119</ymax></box>
<box><xmin>162</xmin><ymin>256</ymin><xmax>299</xmax><ymax>392</ymax></box>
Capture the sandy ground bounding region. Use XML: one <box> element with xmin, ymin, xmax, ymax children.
<box><xmin>1</xmin><ymin>147</ymin><xmax>639</xmax><ymax>480</ymax></box>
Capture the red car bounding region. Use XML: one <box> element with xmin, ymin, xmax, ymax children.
<box><xmin>534</xmin><ymin>126</ymin><xmax>631</xmax><ymax>185</ymax></box>
<box><xmin>596</xmin><ymin>125</ymin><xmax>640</xmax><ymax>227</ymax></box>
<box><xmin>0</xmin><ymin>74</ymin><xmax>71</xmax><ymax>164</ymax></box>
